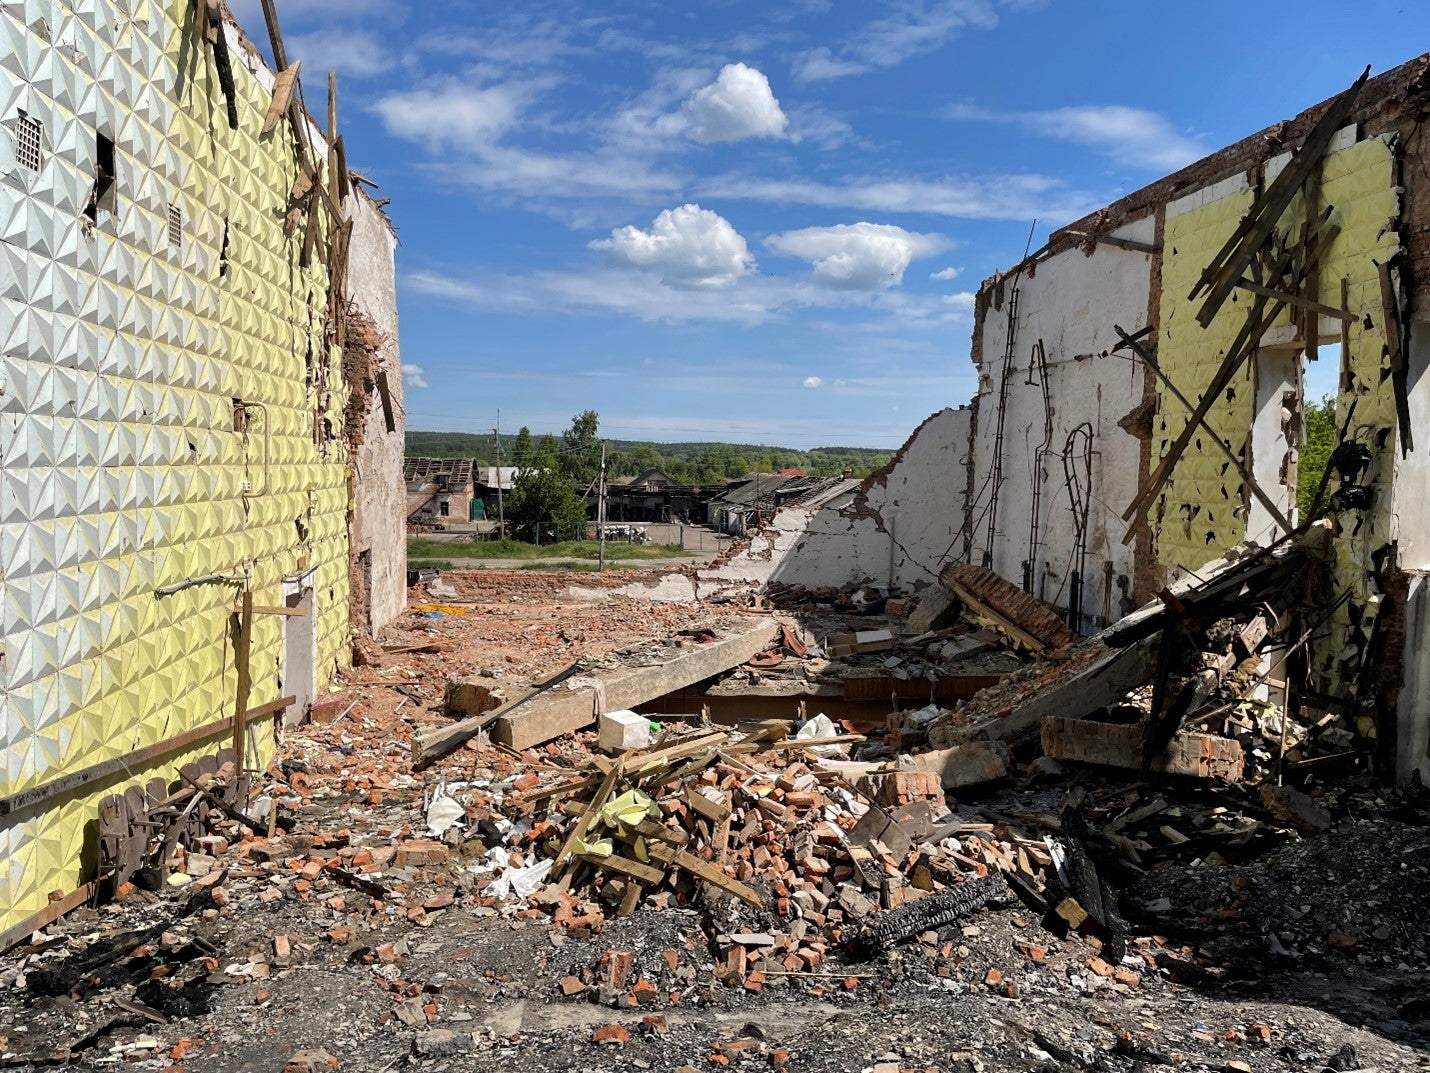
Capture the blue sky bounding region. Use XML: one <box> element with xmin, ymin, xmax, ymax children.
<box><xmin>236</xmin><ymin>0</ymin><xmax>1427</xmax><ymax>448</ymax></box>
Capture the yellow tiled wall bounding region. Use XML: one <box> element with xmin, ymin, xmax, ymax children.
<box><xmin>1154</xmin><ymin>135</ymin><xmax>1401</xmax><ymax>706</ymax></box>
<box><xmin>1</xmin><ymin>0</ymin><xmax>353</xmax><ymax>931</ymax></box>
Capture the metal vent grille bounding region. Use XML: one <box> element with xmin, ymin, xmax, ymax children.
<box><xmin>167</xmin><ymin>203</ymin><xmax>182</xmax><ymax>250</ymax></box>
<box><xmin>16</xmin><ymin>113</ymin><xmax>42</xmax><ymax>172</ymax></box>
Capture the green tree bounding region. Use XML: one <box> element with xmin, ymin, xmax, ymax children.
<box><xmin>512</xmin><ymin>426</ymin><xmax>534</xmax><ymax>468</ymax></box>
<box><xmin>562</xmin><ymin>409</ymin><xmax>602</xmax><ymax>486</ymax></box>
<box><xmin>508</xmin><ymin>435</ymin><xmax>589</xmax><ymax>543</ymax></box>
<box><xmin>1297</xmin><ymin>395</ymin><xmax>1337</xmax><ymax>521</ymax></box>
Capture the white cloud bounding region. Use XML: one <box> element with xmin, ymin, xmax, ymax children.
<box><xmin>375</xmin><ymin>77</ymin><xmax>683</xmax><ymax>209</ymax></box>
<box><xmin>792</xmin><ymin>0</ymin><xmax>1010</xmax><ymax>81</ymax></box>
<box><xmin>402</xmin><ymin>364</ymin><xmax>429</xmax><ymax>389</ymax></box>
<box><xmin>590</xmin><ymin>204</ymin><xmax>754</xmax><ymax>288</ymax></box>
<box><xmin>287</xmin><ymin>28</ymin><xmax>392</xmax><ymax>79</ymax></box>
<box><xmin>803</xmin><ymin>376</ymin><xmax>824</xmax><ymax>388</ymax></box>
<box><xmin>426</xmin><ymin>148</ymin><xmax>681</xmax><ymax>205</ymax></box>
<box><xmin>784</xmin><ymin>102</ymin><xmax>855</xmax><ymax>149</ymax></box>
<box><xmin>701</xmin><ymin>172</ymin><xmax>1097</xmax><ymax>222</ymax></box>
<box><xmin>371</xmin><ymin>81</ymin><xmax>523</xmax><ymax>149</ymax></box>
<box><xmin>679</xmin><ymin>64</ymin><xmax>789</xmax><ymax>142</ymax></box>
<box><xmin>947</xmin><ymin>103</ymin><xmax>1205</xmax><ymax>171</ymax></box>
<box><xmin>766</xmin><ymin>223</ymin><xmax>947</xmax><ymax>290</ymax></box>
<box><xmin>405</xmin><ymin>261</ymin><xmax>977</xmax><ymax>331</ymax></box>
<box><xmin>931</xmin><ymin>266</ymin><xmax>962</xmax><ymax>280</ymax></box>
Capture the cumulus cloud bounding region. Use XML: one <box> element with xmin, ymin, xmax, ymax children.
<box><xmin>371</xmin><ymin>81</ymin><xmax>523</xmax><ymax>149</ymax></box>
<box><xmin>402</xmin><ymin>364</ymin><xmax>430</xmax><ymax>389</ymax></box>
<box><xmin>947</xmin><ymin>103</ymin><xmax>1205</xmax><ymax>171</ymax></box>
<box><xmin>766</xmin><ymin>223</ymin><xmax>948</xmax><ymax>290</ymax></box>
<box><xmin>803</xmin><ymin>376</ymin><xmax>824</xmax><ymax>388</ymax></box>
<box><xmin>680</xmin><ymin>63</ymin><xmax>789</xmax><ymax>143</ymax></box>
<box><xmin>590</xmin><ymin>204</ymin><xmax>754</xmax><ymax>288</ymax></box>
<box><xmin>931</xmin><ymin>266</ymin><xmax>962</xmax><ymax>280</ymax></box>
<box><xmin>288</xmin><ymin>28</ymin><xmax>392</xmax><ymax>79</ymax></box>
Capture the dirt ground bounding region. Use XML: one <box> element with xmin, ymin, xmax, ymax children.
<box><xmin>2</xmin><ymin>571</ymin><xmax>1427</xmax><ymax>1073</ymax></box>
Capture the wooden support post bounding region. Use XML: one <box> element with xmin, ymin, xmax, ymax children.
<box><xmin>233</xmin><ymin>589</ymin><xmax>253</xmax><ymax>771</ymax></box>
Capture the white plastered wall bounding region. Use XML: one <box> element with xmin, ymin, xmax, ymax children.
<box><xmin>966</xmin><ymin>220</ymin><xmax>1154</xmax><ymax>631</ymax></box>
<box><xmin>696</xmin><ymin>407</ymin><xmax>973</xmax><ymax>595</ymax></box>
<box><xmin>344</xmin><ymin>193</ymin><xmax>406</xmax><ymax>632</ymax></box>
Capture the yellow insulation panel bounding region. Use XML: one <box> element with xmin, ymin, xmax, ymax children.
<box><xmin>0</xmin><ymin>0</ymin><xmax>354</xmax><ymax>931</ymax></box>
<box><xmin>1153</xmin><ymin>135</ymin><xmax>1401</xmax><ymax>699</ymax></box>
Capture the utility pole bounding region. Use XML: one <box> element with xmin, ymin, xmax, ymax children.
<box><xmin>597</xmin><ymin>441</ymin><xmax>608</xmax><ymax>572</ymax></box>
<box><xmin>494</xmin><ymin>414</ymin><xmax>506</xmax><ymax>546</ymax></box>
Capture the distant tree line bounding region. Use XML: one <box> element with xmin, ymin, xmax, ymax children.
<box><xmin>406</xmin><ymin>419</ymin><xmax>894</xmax><ymax>486</ymax></box>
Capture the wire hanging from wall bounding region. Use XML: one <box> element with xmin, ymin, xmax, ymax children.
<box><xmin>1023</xmin><ymin>338</ymin><xmax>1053</xmax><ymax>595</ymax></box>
<box><xmin>1062</xmin><ymin>422</ymin><xmax>1095</xmax><ymax>632</ymax></box>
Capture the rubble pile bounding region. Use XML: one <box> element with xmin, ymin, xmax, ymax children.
<box><xmin>479</xmin><ymin>720</ymin><xmax>1048</xmax><ymax>991</ymax></box>
<box><xmin>4</xmin><ymin>543</ymin><xmax>1428</xmax><ymax>1069</ymax></box>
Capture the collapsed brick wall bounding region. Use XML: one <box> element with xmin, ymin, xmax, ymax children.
<box><xmin>340</xmin><ymin>304</ymin><xmax>386</xmax><ymax>650</ymax></box>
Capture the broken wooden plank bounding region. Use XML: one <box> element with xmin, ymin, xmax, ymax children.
<box><xmin>375</xmin><ymin>369</ymin><xmax>396</xmax><ymax>434</ymax></box>
<box><xmin>647</xmin><ymin>843</ymin><xmax>762</xmax><ymax>907</ymax></box>
<box><xmin>1041</xmin><ymin>716</ymin><xmax>1244</xmax><ymax>780</ymax></box>
<box><xmin>262</xmin><ymin>61</ymin><xmax>302</xmax><ymax>136</ymax></box>
<box><xmin>1113</xmin><ymin>324</ymin><xmax>1293</xmax><ymax>535</ymax></box>
<box><xmin>551</xmin><ymin>758</ymin><xmax>624</xmax><ymax>878</ymax></box>
<box><xmin>491</xmin><ymin>620</ymin><xmax>780</xmax><ymax>751</ymax></box>
<box><xmin>1062</xmin><ymin>230</ymin><xmax>1159</xmax><ymax>255</ymax></box>
<box><xmin>825</xmin><ymin>629</ymin><xmax>895</xmax><ymax>656</ymax></box>
<box><xmin>684</xmin><ymin>784</ymin><xmax>731</xmax><ymax>823</ymax></box>
<box><xmin>580</xmin><ymin>851</ymin><xmax>665</xmax><ymax>886</ymax></box>
<box><xmin>1122</xmin><ymin>222</ymin><xmax>1336</xmax><ymax>531</ymax></box>
<box><xmin>246</xmin><ymin>604</ymin><xmax>306</xmax><ymax>617</ymax></box>
<box><xmin>0</xmin><ymin>880</ymin><xmax>102</xmax><ymax>955</ymax></box>
<box><xmin>1232</xmin><ymin>276</ymin><xmax>1355</xmax><ymax>322</ymax></box>
<box><xmin>412</xmin><ymin>662</ymin><xmax>579</xmax><ymax>767</ymax></box>
<box><xmin>1190</xmin><ymin>67</ymin><xmax>1368</xmax><ymax>326</ymax></box>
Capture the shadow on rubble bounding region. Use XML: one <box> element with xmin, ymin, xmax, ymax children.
<box><xmin>1050</xmin><ymin>774</ymin><xmax>1430</xmax><ymax>1056</ymax></box>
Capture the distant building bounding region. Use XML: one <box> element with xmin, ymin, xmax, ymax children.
<box><xmin>473</xmin><ymin>467</ymin><xmax>522</xmax><ymax>522</ymax></box>
<box><xmin>406</xmin><ymin>458</ymin><xmax>475</xmax><ymax>524</ymax></box>
<box><xmin>707</xmin><ymin>474</ymin><xmax>859</xmax><ymax>534</ymax></box>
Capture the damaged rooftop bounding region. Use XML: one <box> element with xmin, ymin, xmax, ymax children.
<box><xmin>7</xmin><ymin>2</ymin><xmax>1430</xmax><ymax>1072</ymax></box>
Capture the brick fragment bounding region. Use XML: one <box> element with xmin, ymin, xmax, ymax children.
<box><xmin>592</xmin><ymin>1024</ymin><xmax>630</xmax><ymax>1046</ymax></box>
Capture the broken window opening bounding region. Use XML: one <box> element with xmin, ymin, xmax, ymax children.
<box><xmin>167</xmin><ymin>202</ymin><xmax>183</xmax><ymax>251</ymax></box>
<box><xmin>218</xmin><ymin>216</ymin><xmax>231</xmax><ymax>279</ymax></box>
<box><xmin>1246</xmin><ymin>346</ymin><xmax>1301</xmax><ymax>544</ymax></box>
<box><xmin>84</xmin><ymin>131</ymin><xmax>116</xmax><ymax>223</ymax></box>
<box><xmin>15</xmin><ymin>111</ymin><xmax>42</xmax><ymax>172</ymax></box>
<box><xmin>438</xmin><ymin>499</ymin><xmax>450</xmax><ymax>518</ymax></box>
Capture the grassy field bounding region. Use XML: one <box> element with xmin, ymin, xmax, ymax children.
<box><xmin>407</xmin><ymin>537</ymin><xmax>688</xmax><ymax>562</ymax></box>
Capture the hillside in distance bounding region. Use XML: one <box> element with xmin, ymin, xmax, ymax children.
<box><xmin>405</xmin><ymin>431</ymin><xmax>894</xmax><ymax>483</ymax></box>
